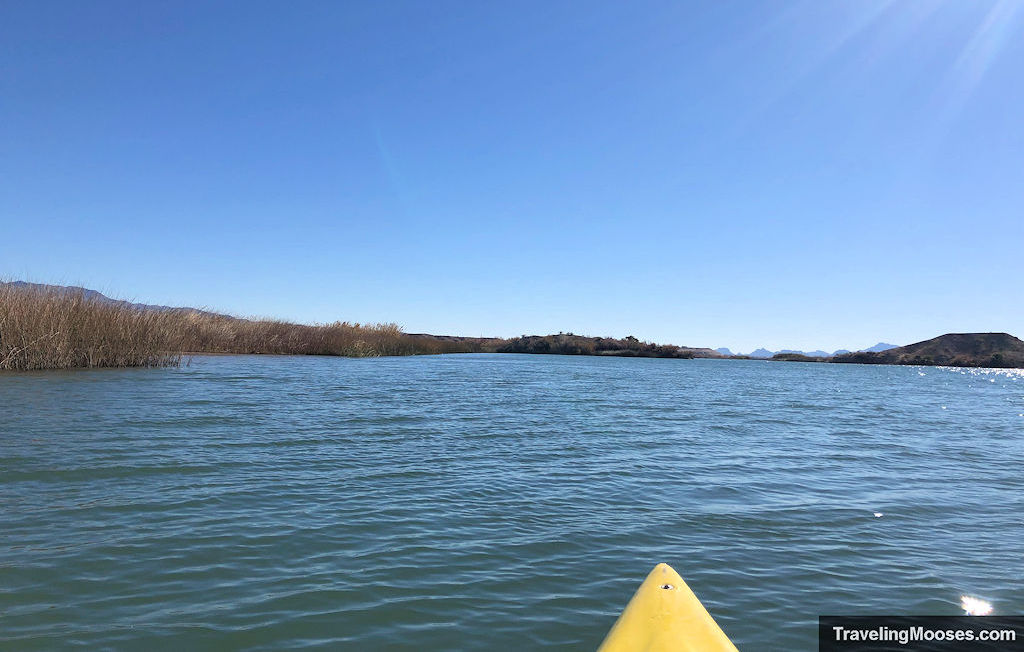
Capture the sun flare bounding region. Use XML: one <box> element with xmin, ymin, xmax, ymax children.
<box><xmin>961</xmin><ymin>595</ymin><xmax>993</xmax><ymax>616</ymax></box>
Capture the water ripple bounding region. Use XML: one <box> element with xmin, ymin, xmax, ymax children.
<box><xmin>2</xmin><ymin>355</ymin><xmax>1023</xmax><ymax>649</ymax></box>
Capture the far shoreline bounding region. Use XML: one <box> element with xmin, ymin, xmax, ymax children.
<box><xmin>4</xmin><ymin>283</ymin><xmax>1023</xmax><ymax>371</ymax></box>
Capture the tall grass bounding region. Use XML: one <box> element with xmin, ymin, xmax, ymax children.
<box><xmin>0</xmin><ymin>284</ymin><xmax>486</xmax><ymax>370</ymax></box>
<box><xmin>0</xmin><ymin>284</ymin><xmax>183</xmax><ymax>370</ymax></box>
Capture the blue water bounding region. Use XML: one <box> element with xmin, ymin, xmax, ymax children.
<box><xmin>2</xmin><ymin>354</ymin><xmax>1023</xmax><ymax>649</ymax></box>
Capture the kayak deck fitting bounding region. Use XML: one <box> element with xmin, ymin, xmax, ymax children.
<box><xmin>597</xmin><ymin>563</ymin><xmax>738</xmax><ymax>651</ymax></box>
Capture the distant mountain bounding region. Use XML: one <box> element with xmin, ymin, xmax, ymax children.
<box><xmin>772</xmin><ymin>352</ymin><xmax>829</xmax><ymax>362</ymax></box>
<box><xmin>779</xmin><ymin>349</ymin><xmax>831</xmax><ymax>358</ymax></box>
<box><xmin>746</xmin><ymin>347</ymin><xmax>836</xmax><ymax>358</ymax></box>
<box><xmin>715</xmin><ymin>347</ymin><xmax>734</xmax><ymax>356</ymax></box>
<box><xmin>834</xmin><ymin>333</ymin><xmax>1024</xmax><ymax>368</ymax></box>
<box><xmin>7</xmin><ymin>281</ymin><xmax>108</xmax><ymax>301</ymax></box>
<box><xmin>862</xmin><ymin>342</ymin><xmax>899</xmax><ymax>353</ymax></box>
<box><xmin>741</xmin><ymin>344</ymin><xmax>895</xmax><ymax>359</ymax></box>
<box><xmin>3</xmin><ymin>281</ymin><xmax>201</xmax><ymax>314</ymax></box>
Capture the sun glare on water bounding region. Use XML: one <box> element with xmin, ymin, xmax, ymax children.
<box><xmin>961</xmin><ymin>596</ymin><xmax>993</xmax><ymax>616</ymax></box>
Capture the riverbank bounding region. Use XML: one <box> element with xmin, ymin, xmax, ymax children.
<box><xmin>1</xmin><ymin>283</ymin><xmax>721</xmax><ymax>371</ymax></box>
<box><xmin>495</xmin><ymin>333</ymin><xmax>724</xmax><ymax>359</ymax></box>
<box><xmin>771</xmin><ymin>333</ymin><xmax>1024</xmax><ymax>369</ymax></box>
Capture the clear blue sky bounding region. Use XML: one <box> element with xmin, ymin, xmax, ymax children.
<box><xmin>2</xmin><ymin>1</ymin><xmax>1022</xmax><ymax>353</ymax></box>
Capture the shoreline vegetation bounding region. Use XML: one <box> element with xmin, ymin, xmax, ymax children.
<box><xmin>0</xmin><ymin>283</ymin><xmax>492</xmax><ymax>371</ymax></box>
<box><xmin>495</xmin><ymin>333</ymin><xmax>723</xmax><ymax>359</ymax></box>
<box><xmin>2</xmin><ymin>282</ymin><xmax>1023</xmax><ymax>370</ymax></box>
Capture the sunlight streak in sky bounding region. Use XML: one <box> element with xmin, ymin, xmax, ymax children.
<box><xmin>952</xmin><ymin>1</ymin><xmax>1021</xmax><ymax>93</ymax></box>
<box><xmin>731</xmin><ymin>0</ymin><xmax>898</xmax><ymax>138</ymax></box>
<box><xmin>734</xmin><ymin>0</ymin><xmax>1022</xmax><ymax>140</ymax></box>
<box><xmin>939</xmin><ymin>0</ymin><xmax>1022</xmax><ymax>125</ymax></box>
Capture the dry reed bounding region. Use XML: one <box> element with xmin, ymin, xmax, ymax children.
<box><xmin>0</xmin><ymin>284</ymin><xmax>486</xmax><ymax>370</ymax></box>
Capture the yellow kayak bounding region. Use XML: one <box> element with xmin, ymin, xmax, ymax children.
<box><xmin>597</xmin><ymin>563</ymin><xmax>738</xmax><ymax>652</ymax></box>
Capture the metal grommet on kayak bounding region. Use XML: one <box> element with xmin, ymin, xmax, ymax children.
<box><xmin>597</xmin><ymin>563</ymin><xmax>738</xmax><ymax>651</ymax></box>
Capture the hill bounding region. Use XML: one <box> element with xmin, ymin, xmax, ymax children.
<box><xmin>862</xmin><ymin>342</ymin><xmax>899</xmax><ymax>353</ymax></box>
<box><xmin>4</xmin><ymin>281</ymin><xmax>212</xmax><ymax>314</ymax></box>
<box><xmin>832</xmin><ymin>333</ymin><xmax>1024</xmax><ymax>368</ymax></box>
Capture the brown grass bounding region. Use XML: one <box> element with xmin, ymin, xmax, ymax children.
<box><xmin>0</xmin><ymin>284</ymin><xmax>486</xmax><ymax>370</ymax></box>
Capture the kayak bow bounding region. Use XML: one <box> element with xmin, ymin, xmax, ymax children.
<box><xmin>597</xmin><ymin>563</ymin><xmax>738</xmax><ymax>652</ymax></box>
